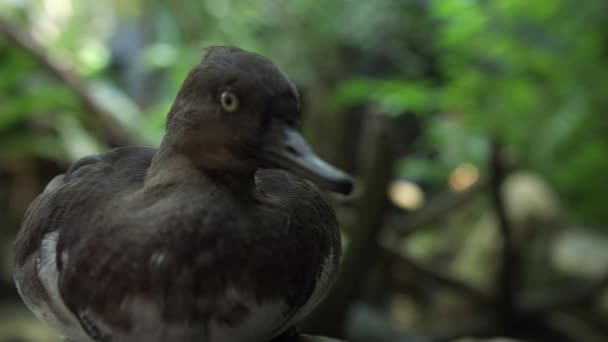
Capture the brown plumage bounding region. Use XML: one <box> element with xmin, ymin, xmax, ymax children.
<box><xmin>14</xmin><ymin>46</ymin><xmax>352</xmax><ymax>342</ymax></box>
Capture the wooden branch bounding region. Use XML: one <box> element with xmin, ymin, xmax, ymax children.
<box><xmin>544</xmin><ymin>312</ymin><xmax>608</xmax><ymax>342</ymax></box>
<box><xmin>488</xmin><ymin>140</ymin><xmax>519</xmax><ymax>327</ymax></box>
<box><xmin>0</xmin><ymin>18</ymin><xmax>135</xmax><ymax>146</ymax></box>
<box><xmin>518</xmin><ymin>273</ymin><xmax>608</xmax><ymax>315</ymax></box>
<box><xmin>380</xmin><ymin>231</ymin><xmax>491</xmax><ymax>305</ymax></box>
<box><xmin>390</xmin><ymin>178</ymin><xmax>488</xmax><ymax>237</ymax></box>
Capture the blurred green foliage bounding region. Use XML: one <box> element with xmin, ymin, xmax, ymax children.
<box><xmin>1</xmin><ymin>0</ymin><xmax>607</xmax><ymax>225</ymax></box>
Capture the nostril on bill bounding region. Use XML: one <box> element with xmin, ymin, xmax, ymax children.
<box><xmin>285</xmin><ymin>145</ymin><xmax>299</xmax><ymax>156</ymax></box>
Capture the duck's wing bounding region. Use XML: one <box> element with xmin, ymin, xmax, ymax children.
<box><xmin>15</xmin><ymin>146</ymin><xmax>157</xmax><ymax>265</ymax></box>
<box><xmin>13</xmin><ymin>146</ymin><xmax>156</xmax><ymax>341</ymax></box>
<box><xmin>15</xmin><ymin>156</ymin><xmax>339</xmax><ymax>342</ymax></box>
<box><xmin>269</xmin><ymin>245</ymin><xmax>339</xmax><ymax>340</ymax></box>
<box><xmin>255</xmin><ymin>169</ymin><xmax>342</xmax><ymax>339</ymax></box>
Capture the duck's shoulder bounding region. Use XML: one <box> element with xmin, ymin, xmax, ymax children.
<box><xmin>254</xmin><ymin>168</ymin><xmax>339</xmax><ymax>255</ymax></box>
<box><xmin>65</xmin><ymin>146</ymin><xmax>157</xmax><ymax>182</ymax></box>
<box><xmin>256</xmin><ymin>168</ymin><xmax>313</xmax><ymax>193</ymax></box>
<box><xmin>14</xmin><ymin>146</ymin><xmax>157</xmax><ymax>266</ymax></box>
<box><xmin>255</xmin><ymin>169</ymin><xmax>336</xmax><ymax>221</ymax></box>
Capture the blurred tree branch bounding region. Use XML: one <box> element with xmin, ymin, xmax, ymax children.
<box><xmin>488</xmin><ymin>140</ymin><xmax>519</xmax><ymax>331</ymax></box>
<box><xmin>423</xmin><ymin>139</ymin><xmax>608</xmax><ymax>341</ymax></box>
<box><xmin>518</xmin><ymin>272</ymin><xmax>608</xmax><ymax>315</ymax></box>
<box><xmin>0</xmin><ymin>18</ymin><xmax>134</xmax><ymax>147</ymax></box>
<box><xmin>390</xmin><ymin>178</ymin><xmax>488</xmax><ymax>237</ymax></box>
<box><xmin>544</xmin><ymin>312</ymin><xmax>608</xmax><ymax>342</ymax></box>
<box><xmin>378</xmin><ymin>138</ymin><xmax>608</xmax><ymax>342</ymax></box>
<box><xmin>380</xmin><ymin>231</ymin><xmax>490</xmax><ymax>305</ymax></box>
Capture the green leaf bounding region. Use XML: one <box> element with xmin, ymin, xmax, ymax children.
<box><xmin>332</xmin><ymin>78</ymin><xmax>435</xmax><ymax>114</ymax></box>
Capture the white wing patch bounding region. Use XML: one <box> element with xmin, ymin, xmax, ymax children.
<box><xmin>15</xmin><ymin>231</ymin><xmax>95</xmax><ymax>342</ymax></box>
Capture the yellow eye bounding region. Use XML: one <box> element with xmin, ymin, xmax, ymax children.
<box><xmin>220</xmin><ymin>90</ymin><xmax>239</xmax><ymax>112</ymax></box>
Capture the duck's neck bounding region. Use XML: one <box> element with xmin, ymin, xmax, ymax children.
<box><xmin>145</xmin><ymin>143</ymin><xmax>257</xmax><ymax>195</ymax></box>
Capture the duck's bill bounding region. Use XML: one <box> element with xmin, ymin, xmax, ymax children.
<box><xmin>263</xmin><ymin>127</ymin><xmax>353</xmax><ymax>195</ymax></box>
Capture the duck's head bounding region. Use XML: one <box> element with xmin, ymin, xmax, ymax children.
<box><xmin>163</xmin><ymin>46</ymin><xmax>353</xmax><ymax>195</ymax></box>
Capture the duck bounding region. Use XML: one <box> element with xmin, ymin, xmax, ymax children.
<box><xmin>13</xmin><ymin>46</ymin><xmax>353</xmax><ymax>342</ymax></box>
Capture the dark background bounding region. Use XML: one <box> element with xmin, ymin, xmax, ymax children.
<box><xmin>1</xmin><ymin>1</ymin><xmax>607</xmax><ymax>341</ymax></box>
